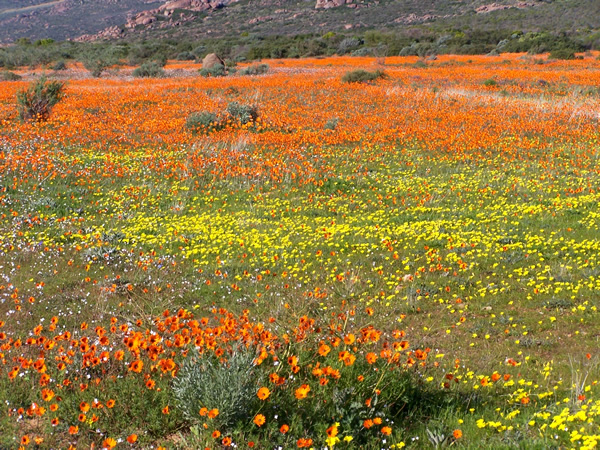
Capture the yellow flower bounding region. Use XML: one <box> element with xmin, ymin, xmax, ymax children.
<box><xmin>326</xmin><ymin>436</ymin><xmax>340</xmax><ymax>448</ymax></box>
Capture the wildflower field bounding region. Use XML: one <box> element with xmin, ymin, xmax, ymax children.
<box><xmin>1</xmin><ymin>53</ymin><xmax>600</xmax><ymax>449</ymax></box>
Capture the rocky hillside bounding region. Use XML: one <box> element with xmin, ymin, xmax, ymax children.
<box><xmin>0</xmin><ymin>0</ymin><xmax>163</xmax><ymax>43</ymax></box>
<box><xmin>0</xmin><ymin>0</ymin><xmax>598</xmax><ymax>43</ymax></box>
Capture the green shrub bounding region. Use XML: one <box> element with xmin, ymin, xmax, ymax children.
<box><xmin>83</xmin><ymin>57</ymin><xmax>111</xmax><ymax>78</ymax></box>
<box><xmin>239</xmin><ymin>63</ymin><xmax>269</xmax><ymax>76</ymax></box>
<box><xmin>324</xmin><ymin>117</ymin><xmax>339</xmax><ymax>130</ymax></box>
<box><xmin>52</xmin><ymin>60</ymin><xmax>67</xmax><ymax>71</ymax></box>
<box><xmin>0</xmin><ymin>70</ymin><xmax>21</xmax><ymax>81</ymax></box>
<box><xmin>173</xmin><ymin>347</ymin><xmax>260</xmax><ymax>429</ymax></box>
<box><xmin>483</xmin><ymin>78</ymin><xmax>498</xmax><ymax>87</ymax></box>
<box><xmin>132</xmin><ymin>61</ymin><xmax>165</xmax><ymax>78</ymax></box>
<box><xmin>412</xmin><ymin>60</ymin><xmax>428</xmax><ymax>68</ymax></box>
<box><xmin>341</xmin><ymin>69</ymin><xmax>386</xmax><ymax>83</ymax></box>
<box><xmin>226</xmin><ymin>101</ymin><xmax>258</xmax><ymax>125</ymax></box>
<box><xmin>185</xmin><ymin>111</ymin><xmax>225</xmax><ymax>135</ymax></box>
<box><xmin>16</xmin><ymin>75</ymin><xmax>64</xmax><ymax>122</ymax></box>
<box><xmin>79</xmin><ymin>45</ymin><xmax>120</xmax><ymax>77</ymax></box>
<box><xmin>549</xmin><ymin>48</ymin><xmax>576</xmax><ymax>60</ymax></box>
<box><xmin>198</xmin><ymin>63</ymin><xmax>227</xmax><ymax>77</ymax></box>
<box><xmin>176</xmin><ymin>51</ymin><xmax>196</xmax><ymax>61</ymax></box>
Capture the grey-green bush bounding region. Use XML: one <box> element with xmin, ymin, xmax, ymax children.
<box><xmin>239</xmin><ymin>63</ymin><xmax>269</xmax><ymax>76</ymax></box>
<box><xmin>198</xmin><ymin>63</ymin><xmax>227</xmax><ymax>77</ymax></box>
<box><xmin>0</xmin><ymin>70</ymin><xmax>21</xmax><ymax>81</ymax></box>
<box><xmin>226</xmin><ymin>102</ymin><xmax>258</xmax><ymax>125</ymax></box>
<box><xmin>172</xmin><ymin>348</ymin><xmax>260</xmax><ymax>428</ymax></box>
<box><xmin>132</xmin><ymin>62</ymin><xmax>165</xmax><ymax>78</ymax></box>
<box><xmin>324</xmin><ymin>117</ymin><xmax>339</xmax><ymax>130</ymax></box>
<box><xmin>338</xmin><ymin>37</ymin><xmax>362</xmax><ymax>55</ymax></box>
<box><xmin>185</xmin><ymin>111</ymin><xmax>225</xmax><ymax>135</ymax></box>
<box><xmin>341</xmin><ymin>69</ymin><xmax>386</xmax><ymax>83</ymax></box>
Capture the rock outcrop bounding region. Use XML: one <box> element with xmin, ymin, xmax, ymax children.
<box><xmin>76</xmin><ymin>26</ymin><xmax>124</xmax><ymax>42</ymax></box>
<box><xmin>315</xmin><ymin>0</ymin><xmax>348</xmax><ymax>9</ymax></box>
<box><xmin>475</xmin><ymin>2</ymin><xmax>537</xmax><ymax>13</ymax></box>
<box><xmin>124</xmin><ymin>0</ymin><xmax>230</xmax><ymax>30</ymax></box>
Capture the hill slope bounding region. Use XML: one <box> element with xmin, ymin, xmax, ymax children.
<box><xmin>0</xmin><ymin>0</ymin><xmax>599</xmax><ymax>44</ymax></box>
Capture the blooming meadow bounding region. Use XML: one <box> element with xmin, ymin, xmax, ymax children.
<box><xmin>1</xmin><ymin>53</ymin><xmax>600</xmax><ymax>448</ymax></box>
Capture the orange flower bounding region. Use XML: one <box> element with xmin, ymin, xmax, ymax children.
<box><xmin>295</xmin><ymin>384</ymin><xmax>311</xmax><ymax>400</ymax></box>
<box><xmin>162</xmin><ymin>405</ymin><xmax>170</xmax><ymax>415</ymax></box>
<box><xmin>257</xmin><ymin>387</ymin><xmax>270</xmax><ymax>400</ymax></box>
<box><xmin>68</xmin><ymin>426</ymin><xmax>78</xmax><ymax>435</ymax></box>
<box><xmin>106</xmin><ymin>399</ymin><xmax>116</xmax><ymax>408</ymax></box>
<box><xmin>280</xmin><ymin>424</ymin><xmax>289</xmax><ymax>434</ymax></box>
<box><xmin>222</xmin><ymin>437</ymin><xmax>232</xmax><ymax>446</ymax></box>
<box><xmin>297</xmin><ymin>438</ymin><xmax>313</xmax><ymax>448</ymax></box>
<box><xmin>318</xmin><ymin>344</ymin><xmax>331</xmax><ymax>356</ymax></box>
<box><xmin>381</xmin><ymin>426</ymin><xmax>392</xmax><ymax>435</ymax></box>
<box><xmin>342</xmin><ymin>353</ymin><xmax>356</xmax><ymax>366</ymax></box>
<box><xmin>366</xmin><ymin>352</ymin><xmax>378</xmax><ymax>364</ymax></box>
<box><xmin>254</xmin><ymin>414</ymin><xmax>266</xmax><ymax>427</ymax></box>
<box><xmin>8</xmin><ymin>366</ymin><xmax>19</xmax><ymax>379</ymax></box>
<box><xmin>326</xmin><ymin>423</ymin><xmax>338</xmax><ymax>437</ymax></box>
<box><xmin>269</xmin><ymin>373</ymin><xmax>280</xmax><ymax>384</ymax></box>
<box><xmin>363</xmin><ymin>419</ymin><xmax>373</xmax><ymax>429</ymax></box>
<box><xmin>129</xmin><ymin>360</ymin><xmax>143</xmax><ymax>373</ymax></box>
<box><xmin>344</xmin><ymin>334</ymin><xmax>355</xmax><ymax>345</ymax></box>
<box><xmin>212</xmin><ymin>430</ymin><xmax>221</xmax><ymax>438</ymax></box>
<box><xmin>102</xmin><ymin>438</ymin><xmax>117</xmax><ymax>449</ymax></box>
<box><xmin>41</xmin><ymin>389</ymin><xmax>55</xmax><ymax>402</ymax></box>
<box><xmin>127</xmin><ymin>434</ymin><xmax>138</xmax><ymax>444</ymax></box>
<box><xmin>453</xmin><ymin>429</ymin><xmax>463</xmax><ymax>439</ymax></box>
<box><xmin>21</xmin><ymin>435</ymin><xmax>30</xmax><ymax>446</ymax></box>
<box><xmin>79</xmin><ymin>401</ymin><xmax>90</xmax><ymax>413</ymax></box>
<box><xmin>208</xmin><ymin>408</ymin><xmax>219</xmax><ymax>419</ymax></box>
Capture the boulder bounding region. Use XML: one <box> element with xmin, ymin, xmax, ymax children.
<box><xmin>202</xmin><ymin>53</ymin><xmax>224</xmax><ymax>69</ymax></box>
